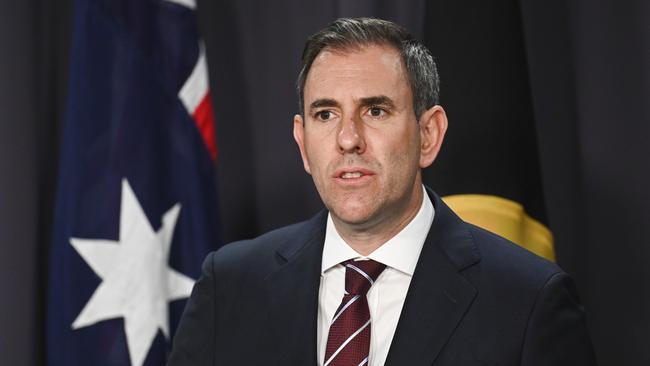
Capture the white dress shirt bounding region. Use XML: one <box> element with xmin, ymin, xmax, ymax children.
<box><xmin>317</xmin><ymin>189</ymin><xmax>435</xmax><ymax>366</ymax></box>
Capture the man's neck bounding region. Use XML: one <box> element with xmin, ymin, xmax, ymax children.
<box><xmin>332</xmin><ymin>186</ymin><xmax>425</xmax><ymax>256</ymax></box>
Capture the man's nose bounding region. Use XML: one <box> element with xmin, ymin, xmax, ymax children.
<box><xmin>337</xmin><ymin>116</ymin><xmax>366</xmax><ymax>154</ymax></box>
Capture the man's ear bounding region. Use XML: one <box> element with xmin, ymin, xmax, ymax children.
<box><xmin>293</xmin><ymin>114</ymin><xmax>311</xmax><ymax>174</ymax></box>
<box><xmin>418</xmin><ymin>105</ymin><xmax>448</xmax><ymax>169</ymax></box>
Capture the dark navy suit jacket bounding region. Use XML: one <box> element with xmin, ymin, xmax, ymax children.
<box><xmin>168</xmin><ymin>189</ymin><xmax>596</xmax><ymax>365</ymax></box>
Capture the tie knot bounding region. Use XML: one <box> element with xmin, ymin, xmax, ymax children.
<box><xmin>344</xmin><ymin>259</ymin><xmax>386</xmax><ymax>295</ymax></box>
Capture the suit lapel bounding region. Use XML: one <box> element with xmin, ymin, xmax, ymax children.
<box><xmin>263</xmin><ymin>211</ymin><xmax>327</xmax><ymax>366</ymax></box>
<box><xmin>385</xmin><ymin>191</ymin><xmax>480</xmax><ymax>366</ymax></box>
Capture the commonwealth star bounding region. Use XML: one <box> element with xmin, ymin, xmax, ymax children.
<box><xmin>70</xmin><ymin>178</ymin><xmax>194</xmax><ymax>366</ymax></box>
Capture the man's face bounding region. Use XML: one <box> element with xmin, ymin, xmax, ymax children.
<box><xmin>294</xmin><ymin>44</ymin><xmax>439</xmax><ymax>232</ymax></box>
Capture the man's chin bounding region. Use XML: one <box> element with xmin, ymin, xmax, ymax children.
<box><xmin>329</xmin><ymin>207</ymin><xmax>377</xmax><ymax>229</ymax></box>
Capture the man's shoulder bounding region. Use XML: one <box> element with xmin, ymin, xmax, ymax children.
<box><xmin>462</xmin><ymin>222</ymin><xmax>563</xmax><ymax>290</ymax></box>
<box><xmin>214</xmin><ymin>219</ymin><xmax>311</xmax><ymax>260</ymax></box>
<box><xmin>428</xmin><ymin>187</ymin><xmax>562</xmax><ymax>287</ymax></box>
<box><xmin>202</xmin><ymin>210</ymin><xmax>326</xmax><ymax>279</ymax></box>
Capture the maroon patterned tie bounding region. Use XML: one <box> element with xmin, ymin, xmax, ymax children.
<box><xmin>324</xmin><ymin>259</ymin><xmax>386</xmax><ymax>366</ymax></box>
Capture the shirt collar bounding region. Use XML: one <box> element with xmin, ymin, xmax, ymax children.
<box><xmin>321</xmin><ymin>187</ymin><xmax>435</xmax><ymax>276</ymax></box>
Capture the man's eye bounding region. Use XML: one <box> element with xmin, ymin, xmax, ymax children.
<box><xmin>369</xmin><ymin>107</ymin><xmax>385</xmax><ymax>117</ymax></box>
<box><xmin>316</xmin><ymin>111</ymin><xmax>332</xmax><ymax>121</ymax></box>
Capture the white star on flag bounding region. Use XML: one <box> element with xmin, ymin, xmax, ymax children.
<box><xmin>70</xmin><ymin>178</ymin><xmax>195</xmax><ymax>366</ymax></box>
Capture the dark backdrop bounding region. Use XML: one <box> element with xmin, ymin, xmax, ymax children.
<box><xmin>1</xmin><ymin>0</ymin><xmax>648</xmax><ymax>365</ymax></box>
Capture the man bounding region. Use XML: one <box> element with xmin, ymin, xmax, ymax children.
<box><xmin>168</xmin><ymin>18</ymin><xmax>596</xmax><ymax>365</ymax></box>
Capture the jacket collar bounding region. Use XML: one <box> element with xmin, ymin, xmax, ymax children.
<box><xmin>384</xmin><ymin>188</ymin><xmax>480</xmax><ymax>366</ymax></box>
<box><xmin>263</xmin><ymin>211</ymin><xmax>327</xmax><ymax>365</ymax></box>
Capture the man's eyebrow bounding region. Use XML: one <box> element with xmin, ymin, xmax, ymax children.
<box><xmin>359</xmin><ymin>95</ymin><xmax>396</xmax><ymax>109</ymax></box>
<box><xmin>309</xmin><ymin>98</ymin><xmax>340</xmax><ymax>112</ymax></box>
<box><xmin>308</xmin><ymin>95</ymin><xmax>396</xmax><ymax>113</ymax></box>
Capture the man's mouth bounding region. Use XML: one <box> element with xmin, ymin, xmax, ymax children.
<box><xmin>334</xmin><ymin>168</ymin><xmax>375</xmax><ymax>180</ymax></box>
<box><xmin>341</xmin><ymin>171</ymin><xmax>363</xmax><ymax>179</ymax></box>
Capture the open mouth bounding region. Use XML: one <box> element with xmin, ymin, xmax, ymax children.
<box><xmin>340</xmin><ymin>171</ymin><xmax>364</xmax><ymax>179</ymax></box>
<box><xmin>334</xmin><ymin>168</ymin><xmax>375</xmax><ymax>181</ymax></box>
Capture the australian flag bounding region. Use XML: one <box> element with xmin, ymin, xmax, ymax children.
<box><xmin>47</xmin><ymin>0</ymin><xmax>221</xmax><ymax>365</ymax></box>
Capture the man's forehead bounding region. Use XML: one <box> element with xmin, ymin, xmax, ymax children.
<box><xmin>304</xmin><ymin>44</ymin><xmax>408</xmax><ymax>101</ymax></box>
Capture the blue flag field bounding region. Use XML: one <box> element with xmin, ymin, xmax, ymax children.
<box><xmin>47</xmin><ymin>0</ymin><xmax>220</xmax><ymax>364</ymax></box>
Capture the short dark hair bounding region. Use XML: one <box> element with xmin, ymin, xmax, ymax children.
<box><xmin>296</xmin><ymin>17</ymin><xmax>440</xmax><ymax>119</ymax></box>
